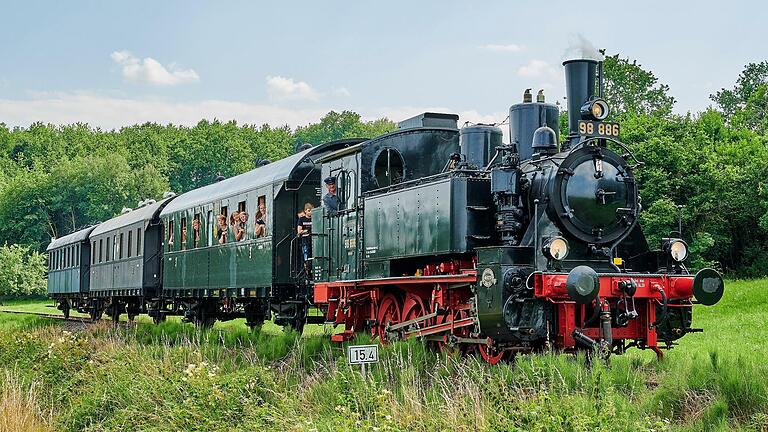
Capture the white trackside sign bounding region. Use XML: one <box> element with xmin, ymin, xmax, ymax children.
<box><xmin>347</xmin><ymin>345</ymin><xmax>379</xmax><ymax>365</ymax></box>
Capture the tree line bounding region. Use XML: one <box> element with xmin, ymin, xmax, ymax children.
<box><xmin>1</xmin><ymin>55</ymin><xmax>767</xmax><ymax>296</ymax></box>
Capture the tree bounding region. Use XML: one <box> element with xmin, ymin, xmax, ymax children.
<box><xmin>293</xmin><ymin>111</ymin><xmax>395</xmax><ymax>145</ymax></box>
<box><xmin>711</xmin><ymin>61</ymin><xmax>768</xmax><ymax>118</ymax></box>
<box><xmin>167</xmin><ymin>120</ymin><xmax>255</xmax><ymax>193</ymax></box>
<box><xmin>602</xmin><ymin>54</ymin><xmax>676</xmax><ymax>117</ymax></box>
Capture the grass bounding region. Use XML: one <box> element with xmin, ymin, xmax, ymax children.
<box><xmin>0</xmin><ymin>279</ymin><xmax>766</xmax><ymax>431</ymax></box>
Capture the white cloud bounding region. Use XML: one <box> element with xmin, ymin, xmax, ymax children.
<box><xmin>266</xmin><ymin>75</ymin><xmax>320</xmax><ymax>102</ymax></box>
<box><xmin>479</xmin><ymin>43</ymin><xmax>524</xmax><ymax>53</ymax></box>
<box><xmin>110</xmin><ymin>50</ymin><xmax>200</xmax><ymax>86</ymax></box>
<box><xmin>0</xmin><ymin>92</ymin><xmax>325</xmax><ymax>130</ymax></box>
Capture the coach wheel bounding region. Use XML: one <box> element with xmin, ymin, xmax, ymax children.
<box><xmin>195</xmin><ymin>301</ymin><xmax>218</xmax><ymax>328</ymax></box>
<box><xmin>195</xmin><ymin>310</ymin><xmax>216</xmax><ymax>328</ymax></box>
<box><xmin>110</xmin><ymin>304</ymin><xmax>123</xmax><ymax>324</ymax></box>
<box><xmin>289</xmin><ymin>318</ymin><xmax>306</xmax><ymax>335</ymax></box>
<box><xmin>89</xmin><ymin>307</ymin><xmax>103</xmax><ymax>322</ymax></box>
<box><xmin>60</xmin><ymin>300</ymin><xmax>70</xmax><ymax>320</ymax></box>
<box><xmin>376</xmin><ymin>294</ymin><xmax>402</xmax><ymax>343</ymax></box>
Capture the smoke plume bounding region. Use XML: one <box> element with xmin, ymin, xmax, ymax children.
<box><xmin>563</xmin><ymin>34</ymin><xmax>604</xmax><ymax>61</ymax></box>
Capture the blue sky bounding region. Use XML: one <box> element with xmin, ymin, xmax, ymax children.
<box><xmin>0</xmin><ymin>1</ymin><xmax>765</xmax><ymax>130</ymax></box>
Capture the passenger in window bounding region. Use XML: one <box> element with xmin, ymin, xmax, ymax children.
<box><xmin>192</xmin><ymin>217</ymin><xmax>201</xmax><ymax>245</ymax></box>
<box><xmin>181</xmin><ymin>225</ymin><xmax>187</xmax><ymax>244</ymax></box>
<box><xmin>297</xmin><ymin>203</ymin><xmax>314</xmax><ymax>269</ymax></box>
<box><xmin>216</xmin><ymin>214</ymin><xmax>228</xmax><ymax>244</ymax></box>
<box><xmin>235</xmin><ymin>212</ymin><xmax>247</xmax><ymax>241</ymax></box>
<box><xmin>255</xmin><ymin>197</ymin><xmax>267</xmax><ymax>237</ymax></box>
<box><xmin>229</xmin><ymin>211</ymin><xmax>239</xmax><ymax>229</ymax></box>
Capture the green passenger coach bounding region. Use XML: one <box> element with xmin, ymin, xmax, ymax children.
<box><xmin>158</xmin><ymin>140</ymin><xmax>355</xmax><ymax>328</ymax></box>
<box><xmin>88</xmin><ymin>196</ymin><xmax>174</xmax><ymax>321</ymax></box>
<box><xmin>46</xmin><ymin>225</ymin><xmax>97</xmax><ymax>318</ymax></box>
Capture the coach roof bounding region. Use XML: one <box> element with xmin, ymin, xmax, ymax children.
<box><xmin>46</xmin><ymin>225</ymin><xmax>98</xmax><ymax>251</ymax></box>
<box><xmin>91</xmin><ymin>197</ymin><xmax>173</xmax><ymax>237</ymax></box>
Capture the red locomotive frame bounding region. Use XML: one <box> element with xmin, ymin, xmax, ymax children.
<box><xmin>313</xmin><ymin>264</ymin><xmax>698</xmax><ymax>363</ymax></box>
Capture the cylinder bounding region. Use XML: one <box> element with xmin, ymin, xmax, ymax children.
<box><xmin>509</xmin><ymin>102</ymin><xmax>559</xmax><ymax>161</ymax></box>
<box><xmin>563</xmin><ymin>59</ymin><xmax>598</xmax><ymax>145</ymax></box>
<box><xmin>459</xmin><ymin>125</ymin><xmax>503</xmax><ymax>169</ymax></box>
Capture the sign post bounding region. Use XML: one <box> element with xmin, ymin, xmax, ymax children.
<box><xmin>347</xmin><ymin>344</ymin><xmax>379</xmax><ymax>379</ymax></box>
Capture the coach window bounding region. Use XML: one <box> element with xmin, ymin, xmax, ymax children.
<box><xmin>98</xmin><ymin>239</ymin><xmax>103</xmax><ymax>263</ymax></box>
<box><xmin>127</xmin><ymin>231</ymin><xmax>133</xmax><ymax>258</ymax></box>
<box><xmin>255</xmin><ymin>196</ymin><xmax>267</xmax><ymax>238</ymax></box>
<box><xmin>92</xmin><ymin>241</ymin><xmax>96</xmax><ymax>264</ymax></box>
<box><xmin>207</xmin><ymin>210</ymin><xmax>214</xmax><ymax>246</ymax></box>
<box><xmin>118</xmin><ymin>233</ymin><xmax>123</xmax><ymax>259</ymax></box>
<box><xmin>193</xmin><ymin>214</ymin><xmax>201</xmax><ymax>247</ymax></box>
<box><xmin>67</xmin><ymin>247</ymin><xmax>71</xmax><ymax>268</ymax></box>
<box><xmin>235</xmin><ymin>201</ymin><xmax>247</xmax><ymax>241</ymax></box>
<box><xmin>136</xmin><ymin>228</ymin><xmax>142</xmax><ymax>255</ymax></box>
<box><xmin>75</xmin><ymin>244</ymin><xmax>79</xmax><ymax>267</ymax></box>
<box><xmin>106</xmin><ymin>237</ymin><xmax>112</xmax><ymax>262</ymax></box>
<box><xmin>180</xmin><ymin>217</ymin><xmax>187</xmax><ymax>250</ymax></box>
<box><xmin>167</xmin><ymin>220</ymin><xmax>174</xmax><ymax>251</ymax></box>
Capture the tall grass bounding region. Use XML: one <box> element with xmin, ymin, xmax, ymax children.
<box><xmin>0</xmin><ymin>279</ymin><xmax>766</xmax><ymax>431</ymax></box>
<box><xmin>0</xmin><ymin>370</ymin><xmax>52</xmax><ymax>432</ymax></box>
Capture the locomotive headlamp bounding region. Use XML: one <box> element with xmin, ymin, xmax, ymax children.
<box><xmin>580</xmin><ymin>98</ymin><xmax>610</xmax><ymax>121</ymax></box>
<box><xmin>662</xmin><ymin>238</ymin><xmax>689</xmax><ymax>262</ymax></box>
<box><xmin>543</xmin><ymin>237</ymin><xmax>569</xmax><ymax>260</ymax></box>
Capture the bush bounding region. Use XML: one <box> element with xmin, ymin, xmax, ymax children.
<box><xmin>0</xmin><ymin>243</ymin><xmax>47</xmax><ymax>297</ymax></box>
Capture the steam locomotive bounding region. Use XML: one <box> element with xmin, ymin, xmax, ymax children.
<box><xmin>46</xmin><ymin>57</ymin><xmax>724</xmax><ymax>362</ymax></box>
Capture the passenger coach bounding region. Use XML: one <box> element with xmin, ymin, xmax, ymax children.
<box><xmin>158</xmin><ymin>140</ymin><xmax>357</xmax><ymax>329</ymax></box>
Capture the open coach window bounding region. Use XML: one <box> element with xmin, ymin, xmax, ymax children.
<box><xmin>374</xmin><ymin>148</ymin><xmax>404</xmax><ymax>188</ymax></box>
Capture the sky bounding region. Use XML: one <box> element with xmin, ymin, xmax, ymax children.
<box><xmin>0</xmin><ymin>0</ymin><xmax>765</xmax><ymax>133</ymax></box>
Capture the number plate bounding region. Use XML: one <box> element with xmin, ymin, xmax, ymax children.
<box><xmin>347</xmin><ymin>344</ymin><xmax>379</xmax><ymax>364</ymax></box>
<box><xmin>578</xmin><ymin>120</ymin><xmax>620</xmax><ymax>139</ymax></box>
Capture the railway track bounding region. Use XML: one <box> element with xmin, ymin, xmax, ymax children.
<box><xmin>0</xmin><ymin>309</ymin><xmax>95</xmax><ymax>324</ymax></box>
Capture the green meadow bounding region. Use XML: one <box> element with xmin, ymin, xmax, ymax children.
<box><xmin>0</xmin><ymin>279</ymin><xmax>766</xmax><ymax>432</ymax></box>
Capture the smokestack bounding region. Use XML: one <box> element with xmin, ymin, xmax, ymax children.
<box><xmin>563</xmin><ymin>59</ymin><xmax>598</xmax><ymax>146</ymax></box>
